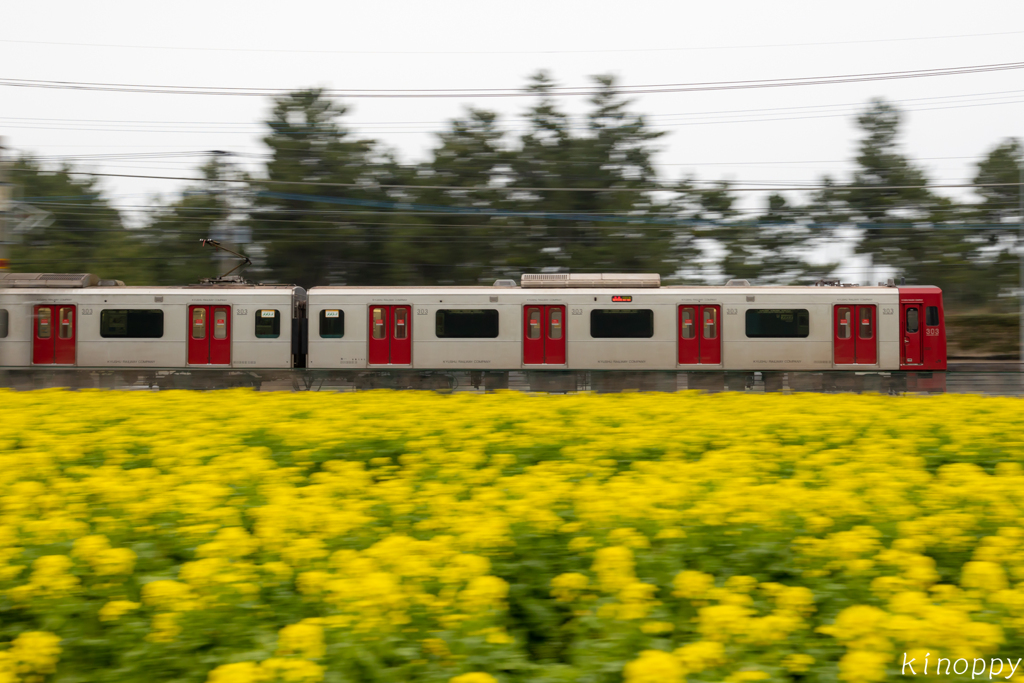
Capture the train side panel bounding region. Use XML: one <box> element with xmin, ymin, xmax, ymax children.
<box><xmin>305</xmin><ymin>297</ymin><xmax>368</xmax><ymax>369</ymax></box>
<box><xmin>0</xmin><ymin>300</ymin><xmax>33</xmax><ymax>367</ymax></box>
<box><xmin>2</xmin><ymin>286</ymin><xmax>298</xmax><ymax>370</ymax></box>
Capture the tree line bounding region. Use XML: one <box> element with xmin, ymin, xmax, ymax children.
<box><xmin>7</xmin><ymin>72</ymin><xmax>1023</xmax><ymax>311</ymax></box>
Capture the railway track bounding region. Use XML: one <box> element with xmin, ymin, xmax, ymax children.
<box><xmin>1</xmin><ymin>365</ymin><xmax>1021</xmax><ymax>395</ymax></box>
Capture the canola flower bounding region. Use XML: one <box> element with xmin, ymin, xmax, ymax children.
<box><xmin>0</xmin><ymin>389</ymin><xmax>1023</xmax><ymax>682</ymax></box>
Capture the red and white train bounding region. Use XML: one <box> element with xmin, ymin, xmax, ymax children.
<box><xmin>0</xmin><ymin>272</ymin><xmax>946</xmax><ymax>391</ymax></box>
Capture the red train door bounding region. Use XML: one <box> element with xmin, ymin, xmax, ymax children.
<box><xmin>699</xmin><ymin>305</ymin><xmax>721</xmax><ymax>364</ymax></box>
<box><xmin>33</xmin><ymin>305</ymin><xmax>76</xmax><ymax>365</ymax></box>
<box><xmin>368</xmin><ymin>305</ymin><xmax>412</xmax><ymax>365</ymax></box>
<box><xmin>678</xmin><ymin>305</ymin><xmax>720</xmax><ymax>364</ymax></box>
<box><xmin>855</xmin><ymin>305</ymin><xmax>877</xmax><ymax>365</ymax></box>
<box><xmin>188</xmin><ymin>305</ymin><xmax>231</xmax><ymax>365</ymax></box>
<box><xmin>902</xmin><ymin>303</ymin><xmax>923</xmax><ymax>366</ymax></box>
<box><xmin>834</xmin><ymin>306</ymin><xmax>855</xmax><ymax>364</ymax></box>
<box><xmin>523</xmin><ymin>305</ymin><xmax>566</xmax><ymax>365</ymax></box>
<box><xmin>834</xmin><ymin>305</ymin><xmax>878</xmax><ymax>364</ymax></box>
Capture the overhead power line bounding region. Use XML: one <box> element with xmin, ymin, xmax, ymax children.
<box><xmin>54</xmin><ymin>169</ymin><xmax>1024</xmax><ymax>193</ymax></box>
<box><xmin>10</xmin><ymin>147</ymin><xmax>991</xmax><ymax>168</ymax></box>
<box><xmin>2</xmin><ymin>29</ymin><xmax>1022</xmax><ymax>55</ymax></box>
<box><xmin>3</xmin><ymin>61</ymin><xmax>1024</xmax><ymax>98</ymax></box>
<box><xmin>4</xmin><ymin>91</ymin><xmax>1024</xmax><ymax>134</ymax></box>
<box><xmin>5</xmin><ymin>86</ymin><xmax>1024</xmax><ymax>127</ymax></box>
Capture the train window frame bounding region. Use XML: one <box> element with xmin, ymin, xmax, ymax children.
<box><xmin>255</xmin><ymin>309</ymin><xmax>281</xmax><ymax>339</ymax></box>
<box><xmin>925</xmin><ymin>306</ymin><xmax>940</xmax><ymax>327</ymax></box>
<box><xmin>319</xmin><ymin>309</ymin><xmax>345</xmax><ymax>338</ymax></box>
<box><xmin>680</xmin><ymin>307</ymin><xmax>696</xmax><ymax>339</ymax></box>
<box><xmin>859</xmin><ymin>307</ymin><xmax>874</xmax><ymax>340</ymax></box>
<box><xmin>192</xmin><ymin>308</ymin><xmax>206</xmax><ymax>340</ymax></box>
<box><xmin>702</xmin><ymin>307</ymin><xmax>718</xmax><ymax>340</ymax></box>
<box><xmin>549</xmin><ymin>308</ymin><xmax>563</xmax><ymax>340</ymax></box>
<box><xmin>372</xmin><ymin>308</ymin><xmax>386</xmax><ymax>340</ymax></box>
<box><xmin>0</xmin><ymin>309</ymin><xmax>7</xmax><ymax>339</ymax></box>
<box><xmin>836</xmin><ymin>306</ymin><xmax>852</xmax><ymax>339</ymax></box>
<box><xmin>394</xmin><ymin>308</ymin><xmax>409</xmax><ymax>340</ymax></box>
<box><xmin>57</xmin><ymin>307</ymin><xmax>74</xmax><ymax>340</ymax></box>
<box><xmin>37</xmin><ymin>307</ymin><xmax>52</xmax><ymax>339</ymax></box>
<box><xmin>590</xmin><ymin>309</ymin><xmax>654</xmax><ymax>339</ymax></box>
<box><xmin>745</xmin><ymin>309</ymin><xmax>810</xmax><ymax>338</ymax></box>
<box><xmin>906</xmin><ymin>308</ymin><xmax>919</xmax><ymax>333</ymax></box>
<box><xmin>526</xmin><ymin>308</ymin><xmax>541</xmax><ymax>340</ymax></box>
<box><xmin>100</xmin><ymin>309</ymin><xmax>165</xmax><ymax>338</ymax></box>
<box><xmin>435</xmin><ymin>309</ymin><xmax>499</xmax><ymax>339</ymax></box>
<box><xmin>213</xmin><ymin>308</ymin><xmax>228</xmax><ymax>340</ymax></box>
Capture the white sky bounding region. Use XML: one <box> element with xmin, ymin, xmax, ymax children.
<box><xmin>3</xmin><ymin>0</ymin><xmax>1023</xmax><ymax>281</ymax></box>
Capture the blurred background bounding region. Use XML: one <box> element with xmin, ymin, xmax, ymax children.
<box><xmin>1</xmin><ymin>0</ymin><xmax>1022</xmax><ymax>359</ymax></box>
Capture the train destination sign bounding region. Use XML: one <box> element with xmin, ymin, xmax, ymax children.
<box><xmin>611</xmin><ymin>295</ymin><xmax>632</xmax><ymax>302</ymax></box>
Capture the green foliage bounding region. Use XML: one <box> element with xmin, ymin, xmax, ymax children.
<box><xmin>6</xmin><ymin>88</ymin><xmax>1022</xmax><ymax>300</ymax></box>
<box><xmin>251</xmin><ymin>89</ymin><xmax>406</xmax><ymax>288</ymax></box>
<box><xmin>142</xmin><ymin>157</ymin><xmax>250</xmax><ymax>285</ymax></box>
<box><xmin>506</xmin><ymin>72</ymin><xmax>674</xmax><ymax>276</ymax></box>
<box><xmin>8</xmin><ymin>159</ymin><xmax>150</xmax><ymax>283</ymax></box>
<box><xmin>807</xmin><ymin>99</ymin><xmax>1017</xmax><ymax>305</ymax></box>
<box><xmin>946</xmin><ymin>313</ymin><xmax>1020</xmax><ymax>356</ymax></box>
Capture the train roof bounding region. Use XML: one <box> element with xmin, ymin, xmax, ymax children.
<box><xmin>0</xmin><ymin>273</ymin><xmax>301</xmax><ymax>292</ymax></box>
<box><xmin>1</xmin><ymin>272</ymin><xmax>938</xmax><ymax>295</ymax></box>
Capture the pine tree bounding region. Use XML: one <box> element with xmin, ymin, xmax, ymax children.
<box><xmin>251</xmin><ymin>89</ymin><xmax>400</xmax><ymax>288</ymax></box>
<box><xmin>506</xmin><ymin>72</ymin><xmax>674</xmax><ymax>275</ymax></box>
<box><xmin>810</xmin><ymin>99</ymin><xmax>981</xmax><ymax>301</ymax></box>
<box><xmin>138</xmin><ymin>156</ymin><xmax>252</xmax><ymax>285</ymax></box>
<box><xmin>407</xmin><ymin>108</ymin><xmax>516</xmax><ymax>284</ymax></box>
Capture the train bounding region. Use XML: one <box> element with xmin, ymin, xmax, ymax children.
<box><xmin>0</xmin><ymin>271</ymin><xmax>946</xmax><ymax>392</ymax></box>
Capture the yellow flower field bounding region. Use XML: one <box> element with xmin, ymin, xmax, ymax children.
<box><xmin>1</xmin><ymin>389</ymin><xmax>1024</xmax><ymax>682</ymax></box>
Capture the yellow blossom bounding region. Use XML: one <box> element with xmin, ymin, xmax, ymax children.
<box><xmin>624</xmin><ymin>649</ymin><xmax>684</xmax><ymax>683</ymax></box>
<box><xmin>99</xmin><ymin>600</ymin><xmax>141</xmax><ymax>622</ymax></box>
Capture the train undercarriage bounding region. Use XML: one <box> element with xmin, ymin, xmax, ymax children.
<box><xmin>0</xmin><ymin>368</ymin><xmax>950</xmax><ymax>394</ymax></box>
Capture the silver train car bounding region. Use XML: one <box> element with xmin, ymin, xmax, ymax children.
<box><xmin>0</xmin><ymin>272</ymin><xmax>947</xmax><ymax>391</ymax></box>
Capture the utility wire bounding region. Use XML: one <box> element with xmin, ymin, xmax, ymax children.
<box><xmin>11</xmin><ymin>149</ymin><xmax>994</xmax><ymax>167</ymax></box>
<box><xmin>53</xmin><ymin>169</ymin><xmax>1024</xmax><ymax>192</ymax></box>
<box><xmin>5</xmin><ymin>87</ymin><xmax>1024</xmax><ymax>128</ymax></box>
<box><xmin>3</xmin><ymin>62</ymin><xmax>1023</xmax><ymax>98</ymax></box>
<box><xmin>6</xmin><ymin>95</ymin><xmax>1024</xmax><ymax>133</ymax></box>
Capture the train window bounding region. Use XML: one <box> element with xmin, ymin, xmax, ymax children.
<box><xmin>213</xmin><ymin>308</ymin><xmax>228</xmax><ymax>340</ymax></box>
<box><xmin>0</xmin><ymin>309</ymin><xmax>7</xmax><ymax>339</ymax></box>
<box><xmin>926</xmin><ymin>306</ymin><xmax>940</xmax><ymax>326</ymax></box>
<box><xmin>255</xmin><ymin>310</ymin><xmax>280</xmax><ymax>338</ymax></box>
<box><xmin>859</xmin><ymin>308</ymin><xmax>874</xmax><ymax>339</ymax></box>
<box><xmin>372</xmin><ymin>308</ymin><xmax>386</xmax><ymax>339</ymax></box>
<box><xmin>549</xmin><ymin>308</ymin><xmax>563</xmax><ymax>340</ymax></box>
<box><xmin>836</xmin><ymin>307</ymin><xmax>852</xmax><ymax>339</ymax></box>
<box><xmin>101</xmin><ymin>310</ymin><xmax>164</xmax><ymax>338</ymax></box>
<box><xmin>745</xmin><ymin>309</ymin><xmax>809</xmax><ymax>338</ymax></box>
<box><xmin>58</xmin><ymin>308</ymin><xmax>74</xmax><ymax>340</ymax></box>
<box><xmin>319</xmin><ymin>309</ymin><xmax>344</xmax><ymax>338</ymax></box>
<box><xmin>192</xmin><ymin>308</ymin><xmax>206</xmax><ymax>339</ymax></box>
<box><xmin>680</xmin><ymin>307</ymin><xmax>696</xmax><ymax>339</ymax></box>
<box><xmin>906</xmin><ymin>308</ymin><xmax>919</xmax><ymax>333</ymax></box>
<box><xmin>590</xmin><ymin>309</ymin><xmax>654</xmax><ymax>338</ymax></box>
<box><xmin>435</xmin><ymin>309</ymin><xmax>499</xmax><ymax>338</ymax></box>
<box><xmin>526</xmin><ymin>308</ymin><xmax>541</xmax><ymax>339</ymax></box>
<box><xmin>702</xmin><ymin>307</ymin><xmax>718</xmax><ymax>340</ymax></box>
<box><xmin>394</xmin><ymin>308</ymin><xmax>408</xmax><ymax>340</ymax></box>
<box><xmin>37</xmin><ymin>307</ymin><xmax>52</xmax><ymax>339</ymax></box>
